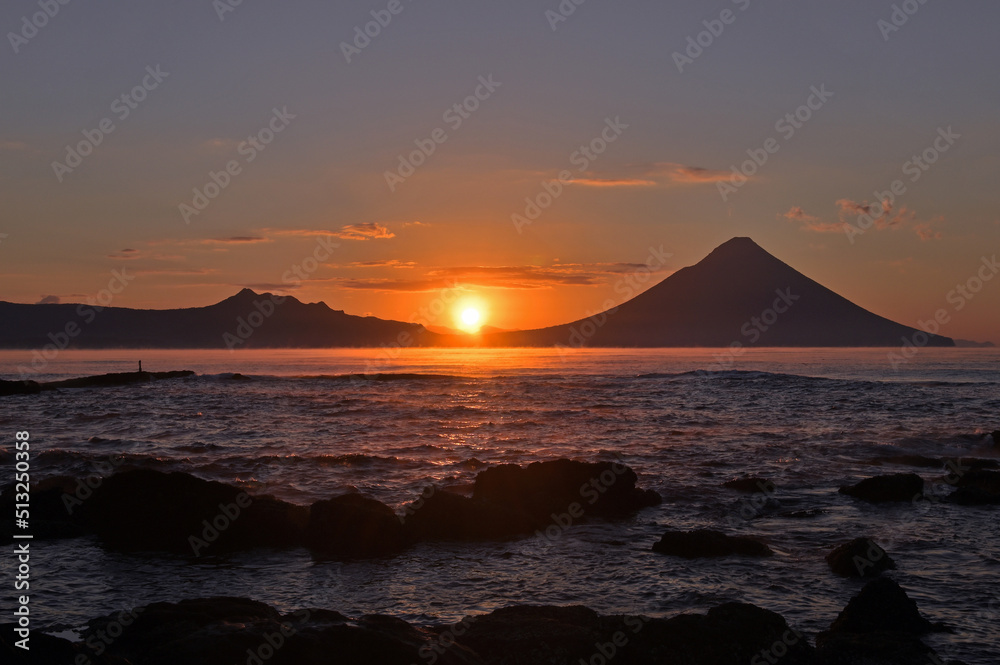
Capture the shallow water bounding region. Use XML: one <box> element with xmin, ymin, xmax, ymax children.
<box><xmin>1</xmin><ymin>348</ymin><xmax>998</xmax><ymax>662</ymax></box>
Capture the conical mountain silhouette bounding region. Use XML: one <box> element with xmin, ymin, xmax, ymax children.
<box><xmin>0</xmin><ymin>238</ymin><xmax>954</xmax><ymax>349</ymax></box>
<box><xmin>472</xmin><ymin>237</ymin><xmax>954</xmax><ymax>347</ymax></box>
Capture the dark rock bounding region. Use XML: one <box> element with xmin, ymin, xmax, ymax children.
<box><xmin>826</xmin><ymin>538</ymin><xmax>897</xmax><ymax>578</ymax></box>
<box><xmin>83</xmin><ymin>597</ymin><xmax>484</xmax><ymax>665</ymax></box>
<box><xmin>400</xmin><ymin>488</ymin><xmax>534</xmax><ymax>542</ymax></box>
<box><xmin>0</xmin><ymin>379</ymin><xmax>42</xmax><ymax>396</ymax></box>
<box><xmin>0</xmin><ymin>476</ymin><xmax>89</xmax><ymax>542</ymax></box>
<box><xmin>722</xmin><ymin>476</ymin><xmax>775</xmax><ymax>493</ymax></box>
<box><xmin>473</xmin><ymin>459</ymin><xmax>661</xmax><ymax>523</ymax></box>
<box><xmin>84</xmin><ymin>470</ymin><xmax>307</xmax><ymax>553</ymax></box>
<box><xmin>990</xmin><ymin>430</ymin><xmax>999</xmax><ymax>445</ymax></box>
<box><xmin>870</xmin><ymin>454</ymin><xmax>942</xmax><ymax>468</ymax></box>
<box><xmin>825</xmin><ymin>578</ymin><xmax>934</xmax><ymax>637</ymax></box>
<box><xmin>815</xmin><ymin>630</ymin><xmax>938</xmax><ymax>665</ymax></box>
<box><xmin>41</xmin><ymin>370</ymin><xmax>195</xmax><ymax>391</ymax></box>
<box><xmin>652</xmin><ymin>529</ymin><xmax>772</xmax><ymax>558</ymax></box>
<box><xmin>946</xmin><ymin>486</ymin><xmax>1000</xmax><ymax>505</ymax></box>
<box><xmin>455</xmin><ymin>602</ymin><xmax>814</xmax><ymax>665</ymax></box>
<box><xmin>817</xmin><ymin>578</ymin><xmax>948</xmax><ymax>665</ymax></box>
<box><xmin>305</xmin><ymin>493</ymin><xmax>406</xmax><ymax>557</ymax></box>
<box><xmin>839</xmin><ymin>473</ymin><xmax>923</xmax><ymax>503</ymax></box>
<box><xmin>955</xmin><ymin>469</ymin><xmax>1000</xmax><ymax>494</ymax></box>
<box><xmin>0</xmin><ymin>623</ymin><xmax>122</xmax><ymax>665</ymax></box>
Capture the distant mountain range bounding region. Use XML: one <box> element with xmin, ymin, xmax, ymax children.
<box><xmin>0</xmin><ymin>238</ymin><xmax>958</xmax><ymax>350</ymax></box>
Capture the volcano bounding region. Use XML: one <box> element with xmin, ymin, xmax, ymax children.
<box><xmin>466</xmin><ymin>237</ymin><xmax>954</xmax><ymax>348</ymax></box>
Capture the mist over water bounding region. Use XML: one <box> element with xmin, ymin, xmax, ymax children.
<box><xmin>1</xmin><ymin>348</ymin><xmax>998</xmax><ymax>664</ymax></box>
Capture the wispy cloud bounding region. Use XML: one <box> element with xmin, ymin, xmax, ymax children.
<box><xmin>0</xmin><ymin>140</ymin><xmax>30</xmax><ymax>152</ymax></box>
<box><xmin>264</xmin><ymin>223</ymin><xmax>395</xmax><ymax>241</ymax></box>
<box><xmin>781</xmin><ymin>206</ymin><xmax>846</xmax><ymax>233</ymax></box>
<box><xmin>345</xmin><ymin>259</ymin><xmax>416</xmax><ymax>268</ymax></box>
<box><xmin>782</xmin><ymin>202</ymin><xmax>943</xmax><ymax>240</ymax></box>
<box><xmin>324</xmin><ymin>262</ymin><xmax>672</xmax><ymax>292</ymax></box>
<box><xmin>202</xmin><ymin>236</ymin><xmax>272</xmax><ymax>245</ymax></box>
<box><xmin>566</xmin><ymin>162</ymin><xmax>733</xmax><ymax>189</ymax></box>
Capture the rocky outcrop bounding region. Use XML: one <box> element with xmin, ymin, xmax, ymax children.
<box><xmin>815</xmin><ymin>578</ymin><xmax>948</xmax><ymax>665</ymax></box>
<box><xmin>401</xmin><ymin>460</ymin><xmax>661</xmax><ymax>543</ymax></box>
<box><xmin>652</xmin><ymin>529</ymin><xmax>772</xmax><ymax>558</ymax></box>
<box><xmin>305</xmin><ymin>493</ymin><xmax>406</xmax><ymax>557</ymax></box>
<box><xmin>2</xmin><ymin>598</ymin><xmax>817</xmax><ymax>665</ymax></box>
<box><xmin>839</xmin><ymin>473</ymin><xmax>923</xmax><ymax>503</ymax></box>
<box><xmin>826</xmin><ymin>538</ymin><xmax>896</xmax><ymax>578</ymax></box>
<box><xmin>83</xmin><ymin>470</ymin><xmax>308</xmax><ymax>554</ymax></box>
<box><xmin>722</xmin><ymin>476</ymin><xmax>775</xmax><ymax>493</ymax></box>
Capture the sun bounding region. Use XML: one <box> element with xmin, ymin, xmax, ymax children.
<box><xmin>459</xmin><ymin>307</ymin><xmax>482</xmax><ymax>332</ymax></box>
<box><xmin>453</xmin><ymin>298</ymin><xmax>488</xmax><ymax>333</ymax></box>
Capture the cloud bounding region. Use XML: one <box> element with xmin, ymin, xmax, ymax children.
<box><xmin>783</xmin><ymin>201</ymin><xmax>943</xmax><ymax>240</ymax></box>
<box><xmin>264</xmin><ymin>223</ymin><xmax>395</xmax><ymax>241</ymax></box>
<box><xmin>782</xmin><ymin>206</ymin><xmax>846</xmax><ymax>233</ymax></box>
<box><xmin>914</xmin><ymin>221</ymin><xmax>943</xmax><ymax>241</ymax></box>
<box><xmin>202</xmin><ymin>236</ymin><xmax>272</xmax><ymax>245</ymax></box>
<box><xmin>401</xmin><ymin>221</ymin><xmax>428</xmax><ymax>228</ymax></box>
<box><xmin>36</xmin><ymin>295</ymin><xmax>60</xmax><ymax>304</ymax></box>
<box><xmin>132</xmin><ymin>268</ymin><xmax>219</xmax><ymax>276</ymax></box>
<box><xmin>569</xmin><ymin>178</ymin><xmax>658</xmax><ymax>188</ymax></box>
<box><xmin>345</xmin><ymin>259</ymin><xmax>416</xmax><ymax>268</ymax></box>
<box><xmin>239</xmin><ymin>282</ymin><xmax>302</xmax><ymax>291</ymax></box>
<box><xmin>0</xmin><ymin>141</ymin><xmax>30</xmax><ymax>151</ymax></box>
<box><xmin>333</xmin><ymin>223</ymin><xmax>395</xmax><ymax>240</ymax></box>
<box><xmin>326</xmin><ymin>262</ymin><xmax>672</xmax><ymax>292</ymax></box>
<box><xmin>655</xmin><ymin>164</ymin><xmax>733</xmax><ymax>184</ymax></box>
<box><xmin>836</xmin><ymin>199</ymin><xmax>939</xmax><ymax>239</ymax></box>
<box><xmin>106</xmin><ymin>248</ymin><xmax>185</xmax><ymax>261</ymax></box>
<box><xmin>537</xmin><ymin>162</ymin><xmax>733</xmax><ymax>190</ymax></box>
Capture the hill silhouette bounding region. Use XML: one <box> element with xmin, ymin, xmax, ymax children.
<box><xmin>0</xmin><ymin>239</ymin><xmax>954</xmax><ymax>349</ymax></box>
<box><xmin>461</xmin><ymin>237</ymin><xmax>954</xmax><ymax>347</ymax></box>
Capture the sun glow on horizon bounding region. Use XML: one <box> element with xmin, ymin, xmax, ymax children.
<box><xmin>454</xmin><ymin>297</ymin><xmax>488</xmax><ymax>333</ymax></box>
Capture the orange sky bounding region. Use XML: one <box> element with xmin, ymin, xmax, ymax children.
<box><xmin>1</xmin><ymin>1</ymin><xmax>997</xmax><ymax>343</ymax></box>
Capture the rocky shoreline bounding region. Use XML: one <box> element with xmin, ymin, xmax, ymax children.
<box><xmin>0</xmin><ymin>576</ymin><xmax>967</xmax><ymax>665</ymax></box>
<box><xmin>0</xmin><ymin>370</ymin><xmax>196</xmax><ymax>396</ymax></box>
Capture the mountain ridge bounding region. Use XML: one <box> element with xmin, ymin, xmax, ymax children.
<box><xmin>0</xmin><ymin>238</ymin><xmax>956</xmax><ymax>350</ymax></box>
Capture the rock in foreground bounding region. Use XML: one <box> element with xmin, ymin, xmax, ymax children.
<box><xmin>1</xmin><ymin>598</ymin><xmax>816</xmax><ymax>665</ymax></box>
<box><xmin>839</xmin><ymin>473</ymin><xmax>923</xmax><ymax>503</ymax></box>
<box><xmin>652</xmin><ymin>529</ymin><xmax>772</xmax><ymax>558</ymax></box>
<box><xmin>826</xmin><ymin>538</ymin><xmax>897</xmax><ymax>578</ymax></box>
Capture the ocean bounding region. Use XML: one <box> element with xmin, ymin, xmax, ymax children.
<box><xmin>1</xmin><ymin>348</ymin><xmax>998</xmax><ymax>663</ymax></box>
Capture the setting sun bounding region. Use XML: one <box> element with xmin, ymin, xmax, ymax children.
<box><xmin>458</xmin><ymin>308</ymin><xmax>483</xmax><ymax>333</ymax></box>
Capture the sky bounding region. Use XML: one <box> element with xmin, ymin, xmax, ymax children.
<box><xmin>1</xmin><ymin>0</ymin><xmax>998</xmax><ymax>342</ymax></box>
